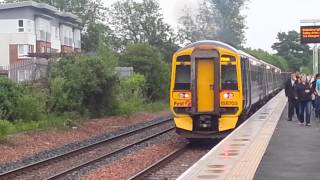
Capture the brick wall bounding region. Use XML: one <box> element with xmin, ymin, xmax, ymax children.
<box><xmin>61</xmin><ymin>45</ymin><xmax>74</xmax><ymax>53</ymax></box>
<box><xmin>36</xmin><ymin>41</ymin><xmax>51</xmax><ymax>53</ymax></box>
<box><xmin>9</xmin><ymin>44</ymin><xmax>18</xmax><ymax>64</ymax></box>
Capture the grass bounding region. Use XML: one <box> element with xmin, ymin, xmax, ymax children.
<box><xmin>143</xmin><ymin>101</ymin><xmax>169</xmax><ymax>112</ymax></box>
<box><xmin>0</xmin><ymin>101</ymin><xmax>169</xmax><ymax>140</ymax></box>
<box><xmin>0</xmin><ymin>114</ymin><xmax>79</xmax><ymax>140</ymax></box>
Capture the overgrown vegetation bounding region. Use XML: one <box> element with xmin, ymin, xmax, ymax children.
<box><xmin>0</xmin><ymin>44</ymin><xmax>169</xmax><ymax>139</ymax></box>
<box><xmin>244</xmin><ymin>48</ymin><xmax>290</xmax><ymax>71</ymax></box>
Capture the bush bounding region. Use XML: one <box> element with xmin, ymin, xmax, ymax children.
<box><xmin>15</xmin><ymin>85</ymin><xmax>46</xmax><ymax>121</ymax></box>
<box><xmin>48</xmin><ymin>47</ymin><xmax>118</xmax><ymax>117</ymax></box>
<box><xmin>0</xmin><ymin>78</ymin><xmax>45</xmax><ymax>121</ymax></box>
<box><xmin>0</xmin><ymin>120</ymin><xmax>14</xmax><ymax>139</ymax></box>
<box><xmin>0</xmin><ymin>78</ymin><xmax>22</xmax><ymax>120</ymax></box>
<box><xmin>119</xmin><ymin>43</ymin><xmax>170</xmax><ymax>101</ymax></box>
<box><xmin>116</xmin><ymin>73</ymin><xmax>146</xmax><ymax>115</ymax></box>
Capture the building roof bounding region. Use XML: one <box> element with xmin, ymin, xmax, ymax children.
<box><xmin>0</xmin><ymin>1</ymin><xmax>82</xmax><ymax>24</ymax></box>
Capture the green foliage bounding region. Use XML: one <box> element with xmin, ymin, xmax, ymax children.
<box><xmin>108</xmin><ymin>0</ymin><xmax>179</xmax><ymax>62</ymax></box>
<box><xmin>244</xmin><ymin>48</ymin><xmax>289</xmax><ymax>70</ymax></box>
<box><xmin>272</xmin><ymin>31</ymin><xmax>312</xmax><ymax>71</ymax></box>
<box><xmin>120</xmin><ymin>43</ymin><xmax>170</xmax><ymax>101</ymax></box>
<box><xmin>0</xmin><ymin>78</ymin><xmax>21</xmax><ymax>120</ymax></box>
<box><xmin>142</xmin><ymin>101</ymin><xmax>168</xmax><ymax>112</ymax></box>
<box><xmin>0</xmin><ymin>115</ymin><xmax>79</xmax><ymax>140</ymax></box>
<box><xmin>48</xmin><ymin>48</ymin><xmax>118</xmax><ymax>117</ymax></box>
<box><xmin>0</xmin><ymin>78</ymin><xmax>45</xmax><ymax>121</ymax></box>
<box><xmin>115</xmin><ymin>74</ymin><xmax>146</xmax><ymax>115</ymax></box>
<box><xmin>179</xmin><ymin>0</ymin><xmax>248</xmax><ymax>47</ymax></box>
<box><xmin>0</xmin><ymin>120</ymin><xmax>15</xmax><ymax>139</ymax></box>
<box><xmin>15</xmin><ymin>90</ymin><xmax>46</xmax><ymax>121</ymax></box>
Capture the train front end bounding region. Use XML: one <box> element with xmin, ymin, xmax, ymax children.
<box><xmin>170</xmin><ymin>41</ymin><xmax>243</xmax><ymax>139</ymax></box>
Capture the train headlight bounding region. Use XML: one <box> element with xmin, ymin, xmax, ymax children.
<box><xmin>179</xmin><ymin>93</ymin><xmax>188</xmax><ymax>98</ymax></box>
<box><xmin>223</xmin><ymin>93</ymin><xmax>234</xmax><ymax>99</ymax></box>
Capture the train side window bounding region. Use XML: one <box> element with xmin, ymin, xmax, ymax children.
<box><xmin>221</xmin><ymin>65</ymin><xmax>238</xmax><ymax>90</ymax></box>
<box><xmin>174</xmin><ymin>65</ymin><xmax>191</xmax><ymax>90</ymax></box>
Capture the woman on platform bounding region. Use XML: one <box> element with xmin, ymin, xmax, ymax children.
<box><xmin>295</xmin><ymin>75</ymin><xmax>313</xmax><ymax>126</ymax></box>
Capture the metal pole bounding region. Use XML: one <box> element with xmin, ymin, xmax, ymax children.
<box><xmin>313</xmin><ymin>45</ymin><xmax>316</xmax><ymax>74</ymax></box>
<box><xmin>315</xmin><ymin>44</ymin><xmax>319</xmax><ymax>74</ymax></box>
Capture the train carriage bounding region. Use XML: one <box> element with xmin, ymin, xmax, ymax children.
<box><xmin>170</xmin><ymin>40</ymin><xmax>285</xmax><ymax>139</ymax></box>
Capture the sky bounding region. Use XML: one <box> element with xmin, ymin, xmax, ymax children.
<box><xmin>103</xmin><ymin>0</ymin><xmax>320</xmax><ymax>52</ymax></box>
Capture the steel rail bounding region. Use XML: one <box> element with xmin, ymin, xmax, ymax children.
<box><xmin>46</xmin><ymin>127</ymin><xmax>175</xmax><ymax>179</ymax></box>
<box><xmin>0</xmin><ymin>117</ymin><xmax>173</xmax><ymax>179</ymax></box>
<box><xmin>128</xmin><ymin>144</ymin><xmax>188</xmax><ymax>180</ymax></box>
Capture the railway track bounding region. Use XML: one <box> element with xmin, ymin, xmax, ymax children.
<box><xmin>128</xmin><ymin>143</ymin><xmax>214</xmax><ymax>180</ymax></box>
<box><xmin>0</xmin><ymin>117</ymin><xmax>174</xmax><ymax>180</ymax></box>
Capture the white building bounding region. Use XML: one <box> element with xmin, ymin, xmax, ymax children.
<box><xmin>0</xmin><ymin>1</ymin><xmax>82</xmax><ymax>66</ymax></box>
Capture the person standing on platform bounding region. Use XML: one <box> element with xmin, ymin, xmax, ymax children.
<box><xmin>285</xmin><ymin>73</ymin><xmax>298</xmax><ymax>121</ymax></box>
<box><xmin>295</xmin><ymin>75</ymin><xmax>312</xmax><ymax>126</ymax></box>
<box><xmin>311</xmin><ymin>74</ymin><xmax>320</xmax><ymax>111</ymax></box>
<box><xmin>314</xmin><ymin>74</ymin><xmax>320</xmax><ymax>118</ymax></box>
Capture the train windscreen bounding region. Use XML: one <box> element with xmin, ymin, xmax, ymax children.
<box><xmin>221</xmin><ymin>65</ymin><xmax>238</xmax><ymax>90</ymax></box>
<box><xmin>174</xmin><ymin>65</ymin><xmax>191</xmax><ymax>90</ymax></box>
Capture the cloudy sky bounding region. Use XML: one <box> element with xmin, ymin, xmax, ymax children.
<box><xmin>103</xmin><ymin>0</ymin><xmax>320</xmax><ymax>52</ymax></box>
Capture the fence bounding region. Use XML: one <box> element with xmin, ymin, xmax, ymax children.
<box><xmin>0</xmin><ymin>59</ymin><xmax>134</xmax><ymax>83</ymax></box>
<box><xmin>0</xmin><ymin>58</ymin><xmax>50</xmax><ymax>82</ymax></box>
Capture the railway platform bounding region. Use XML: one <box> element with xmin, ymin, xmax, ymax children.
<box><xmin>177</xmin><ymin>90</ymin><xmax>320</xmax><ymax>180</ymax></box>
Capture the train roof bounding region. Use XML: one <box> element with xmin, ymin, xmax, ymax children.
<box><xmin>177</xmin><ymin>40</ymin><xmax>238</xmax><ymax>53</ymax></box>
<box><xmin>238</xmin><ymin>50</ymin><xmax>281</xmax><ymax>72</ymax></box>
<box><xmin>176</xmin><ymin>40</ymin><xmax>282</xmax><ymax>72</ymax></box>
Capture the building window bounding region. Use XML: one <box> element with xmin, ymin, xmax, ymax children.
<box><xmin>18</xmin><ymin>20</ymin><xmax>23</xmax><ymax>27</ymax></box>
<box><xmin>18</xmin><ymin>20</ymin><xmax>24</xmax><ymax>32</ymax></box>
<box><xmin>55</xmin><ymin>27</ymin><xmax>58</xmax><ymax>38</ymax></box>
<box><xmin>39</xmin><ymin>30</ymin><xmax>46</xmax><ymax>41</ymax></box>
<box><xmin>18</xmin><ymin>70</ymin><xmax>31</xmax><ymax>82</ymax></box>
<box><xmin>18</xmin><ymin>44</ymin><xmax>32</xmax><ymax>58</ymax></box>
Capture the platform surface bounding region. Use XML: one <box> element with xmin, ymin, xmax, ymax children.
<box><xmin>254</xmin><ymin>105</ymin><xmax>320</xmax><ymax>180</ymax></box>
<box><xmin>177</xmin><ymin>91</ymin><xmax>287</xmax><ymax>180</ymax></box>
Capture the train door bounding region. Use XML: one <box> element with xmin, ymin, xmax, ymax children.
<box><xmin>197</xmin><ymin>59</ymin><xmax>214</xmax><ymax>112</ymax></box>
<box><xmin>241</xmin><ymin>57</ymin><xmax>251</xmax><ymax>112</ymax></box>
<box><xmin>191</xmin><ymin>50</ymin><xmax>220</xmax><ymax>114</ymax></box>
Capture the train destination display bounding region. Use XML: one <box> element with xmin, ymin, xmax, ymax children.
<box><xmin>301</xmin><ymin>26</ymin><xmax>320</xmax><ymax>44</ymax></box>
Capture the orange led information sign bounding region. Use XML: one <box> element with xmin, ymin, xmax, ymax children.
<box><xmin>301</xmin><ymin>26</ymin><xmax>320</xmax><ymax>43</ymax></box>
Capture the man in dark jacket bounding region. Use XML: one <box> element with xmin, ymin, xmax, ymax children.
<box><xmin>285</xmin><ymin>73</ymin><xmax>297</xmax><ymax>121</ymax></box>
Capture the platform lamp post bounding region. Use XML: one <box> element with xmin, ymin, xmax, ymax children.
<box><xmin>300</xmin><ymin>19</ymin><xmax>320</xmax><ymax>74</ymax></box>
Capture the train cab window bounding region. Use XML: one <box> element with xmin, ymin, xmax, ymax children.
<box><xmin>177</xmin><ymin>55</ymin><xmax>191</xmax><ymax>62</ymax></box>
<box><xmin>221</xmin><ymin>65</ymin><xmax>238</xmax><ymax>90</ymax></box>
<box><xmin>175</xmin><ymin>65</ymin><xmax>191</xmax><ymax>90</ymax></box>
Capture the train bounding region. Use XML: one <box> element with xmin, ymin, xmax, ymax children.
<box><xmin>169</xmin><ymin>40</ymin><xmax>289</xmax><ymax>140</ymax></box>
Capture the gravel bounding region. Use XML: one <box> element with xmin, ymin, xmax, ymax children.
<box><xmin>80</xmin><ymin>131</ymin><xmax>188</xmax><ymax>180</ymax></box>
<box><xmin>0</xmin><ymin>114</ymin><xmax>171</xmax><ymax>175</ymax></box>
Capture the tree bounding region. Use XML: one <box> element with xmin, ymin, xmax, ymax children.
<box><xmin>4</xmin><ymin>0</ymin><xmax>110</xmax><ymax>52</ymax></box>
<box><xmin>272</xmin><ymin>31</ymin><xmax>312</xmax><ymax>71</ymax></box>
<box><xmin>119</xmin><ymin>43</ymin><xmax>169</xmax><ymax>101</ymax></box>
<box><xmin>178</xmin><ymin>3</ymin><xmax>216</xmax><ymax>43</ymax></box>
<box><xmin>108</xmin><ymin>0</ymin><xmax>179</xmax><ymax>62</ymax></box>
<box><xmin>178</xmin><ymin>0</ymin><xmax>247</xmax><ymax>47</ymax></box>
<box><xmin>48</xmin><ymin>46</ymin><xmax>119</xmax><ymax>117</ymax></box>
<box><xmin>244</xmin><ymin>48</ymin><xmax>289</xmax><ymax>71</ymax></box>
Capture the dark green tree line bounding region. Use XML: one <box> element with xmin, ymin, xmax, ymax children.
<box><xmin>272</xmin><ymin>31</ymin><xmax>312</xmax><ymax>72</ymax></box>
